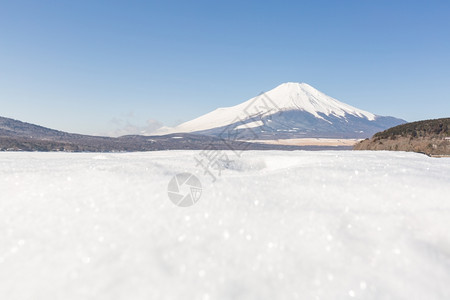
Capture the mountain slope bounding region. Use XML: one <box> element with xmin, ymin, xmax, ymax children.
<box><xmin>354</xmin><ymin>118</ymin><xmax>450</xmax><ymax>156</ymax></box>
<box><xmin>158</xmin><ymin>82</ymin><xmax>406</xmax><ymax>139</ymax></box>
<box><xmin>0</xmin><ymin>116</ymin><xmax>72</xmax><ymax>139</ymax></box>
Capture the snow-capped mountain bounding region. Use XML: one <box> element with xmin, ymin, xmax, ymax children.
<box><xmin>157</xmin><ymin>82</ymin><xmax>406</xmax><ymax>139</ymax></box>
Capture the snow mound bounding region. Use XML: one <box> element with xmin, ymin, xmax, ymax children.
<box><xmin>213</xmin><ymin>157</ymin><xmax>267</xmax><ymax>172</ymax></box>
<box><xmin>1</xmin><ymin>151</ymin><xmax>449</xmax><ymax>300</ymax></box>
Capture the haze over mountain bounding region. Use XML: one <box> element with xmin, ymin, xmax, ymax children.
<box><xmin>157</xmin><ymin>82</ymin><xmax>406</xmax><ymax>139</ymax></box>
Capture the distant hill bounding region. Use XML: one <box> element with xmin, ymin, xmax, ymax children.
<box><xmin>0</xmin><ymin>116</ymin><xmax>72</xmax><ymax>139</ymax></box>
<box><xmin>354</xmin><ymin>118</ymin><xmax>450</xmax><ymax>156</ymax></box>
<box><xmin>0</xmin><ymin>116</ymin><xmax>136</xmax><ymax>151</ymax></box>
<box><xmin>1</xmin><ymin>116</ymin><xmax>344</xmax><ymax>152</ymax></box>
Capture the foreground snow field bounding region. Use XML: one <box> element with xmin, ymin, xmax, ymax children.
<box><xmin>1</xmin><ymin>151</ymin><xmax>449</xmax><ymax>300</ymax></box>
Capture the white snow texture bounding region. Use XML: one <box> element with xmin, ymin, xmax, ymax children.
<box><xmin>1</xmin><ymin>151</ymin><xmax>449</xmax><ymax>300</ymax></box>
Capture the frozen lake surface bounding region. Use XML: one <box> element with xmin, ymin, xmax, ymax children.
<box><xmin>1</xmin><ymin>150</ymin><xmax>449</xmax><ymax>299</ymax></box>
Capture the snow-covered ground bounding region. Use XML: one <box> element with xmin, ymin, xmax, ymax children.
<box><xmin>1</xmin><ymin>151</ymin><xmax>449</xmax><ymax>300</ymax></box>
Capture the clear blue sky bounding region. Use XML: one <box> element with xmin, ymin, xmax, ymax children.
<box><xmin>1</xmin><ymin>0</ymin><xmax>449</xmax><ymax>136</ymax></box>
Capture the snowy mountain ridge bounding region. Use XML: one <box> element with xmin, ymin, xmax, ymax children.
<box><xmin>274</xmin><ymin>82</ymin><xmax>376</xmax><ymax>120</ymax></box>
<box><xmin>157</xmin><ymin>82</ymin><xmax>405</xmax><ymax>139</ymax></box>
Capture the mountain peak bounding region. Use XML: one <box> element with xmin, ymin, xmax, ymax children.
<box><xmin>277</xmin><ymin>81</ymin><xmax>309</xmax><ymax>86</ymax></box>
<box><xmin>275</xmin><ymin>81</ymin><xmax>314</xmax><ymax>89</ymax></box>
<box><xmin>257</xmin><ymin>82</ymin><xmax>376</xmax><ymax>121</ymax></box>
<box><xmin>155</xmin><ymin>82</ymin><xmax>404</xmax><ymax>137</ymax></box>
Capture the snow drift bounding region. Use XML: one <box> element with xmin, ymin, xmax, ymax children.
<box><xmin>0</xmin><ymin>151</ymin><xmax>449</xmax><ymax>300</ymax></box>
